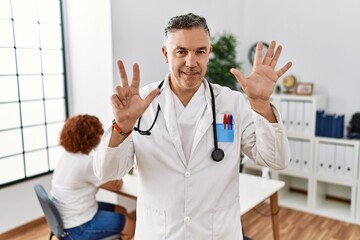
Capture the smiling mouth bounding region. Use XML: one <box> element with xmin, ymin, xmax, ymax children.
<box><xmin>182</xmin><ymin>71</ymin><xmax>198</xmax><ymax>75</ymax></box>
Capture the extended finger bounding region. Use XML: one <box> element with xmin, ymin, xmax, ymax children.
<box><xmin>111</xmin><ymin>94</ymin><xmax>125</xmax><ymax>109</ymax></box>
<box><xmin>117</xmin><ymin>60</ymin><xmax>129</xmax><ymax>87</ymax></box>
<box><xmin>270</xmin><ymin>45</ymin><xmax>282</xmax><ymax>68</ymax></box>
<box><xmin>114</xmin><ymin>85</ymin><xmax>128</xmax><ymax>105</ymax></box>
<box><xmin>263</xmin><ymin>41</ymin><xmax>276</xmax><ymax>65</ymax></box>
<box><xmin>276</xmin><ymin>61</ymin><xmax>293</xmax><ymax>78</ymax></box>
<box><xmin>230</xmin><ymin>68</ymin><xmax>246</xmax><ymax>89</ymax></box>
<box><xmin>131</xmin><ymin>63</ymin><xmax>140</xmax><ymax>89</ymax></box>
<box><xmin>253</xmin><ymin>42</ymin><xmax>263</xmax><ymax>66</ymax></box>
<box><xmin>143</xmin><ymin>88</ymin><xmax>161</xmax><ymax>107</ymax></box>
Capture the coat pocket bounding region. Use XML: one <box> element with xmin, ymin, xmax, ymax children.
<box><xmin>212</xmin><ymin>197</ymin><xmax>241</xmax><ymax>239</ymax></box>
<box><xmin>135</xmin><ymin>202</ymin><xmax>166</xmax><ymax>240</ymax></box>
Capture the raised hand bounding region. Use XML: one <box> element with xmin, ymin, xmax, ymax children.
<box><xmin>230</xmin><ymin>41</ymin><xmax>292</xmax><ymax>122</ymax></box>
<box><xmin>111</xmin><ymin>60</ymin><xmax>160</xmax><ymax>135</ymax></box>
<box><xmin>230</xmin><ymin>41</ymin><xmax>292</xmax><ymax>102</ymax></box>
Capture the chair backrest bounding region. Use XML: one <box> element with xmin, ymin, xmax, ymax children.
<box><xmin>34</xmin><ymin>184</ymin><xmax>67</xmax><ymax>239</ymax></box>
<box><xmin>34</xmin><ymin>184</ymin><xmax>122</xmax><ymax>240</ymax></box>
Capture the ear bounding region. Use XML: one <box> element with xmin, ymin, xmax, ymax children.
<box><xmin>162</xmin><ymin>46</ymin><xmax>169</xmax><ymax>63</ymax></box>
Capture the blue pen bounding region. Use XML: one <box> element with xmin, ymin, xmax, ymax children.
<box><xmin>230</xmin><ymin>114</ymin><xmax>233</xmax><ymax>130</ymax></box>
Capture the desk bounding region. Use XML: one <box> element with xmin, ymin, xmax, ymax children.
<box><xmin>239</xmin><ymin>174</ymin><xmax>285</xmax><ymax>240</ymax></box>
<box><xmin>119</xmin><ymin>173</ymin><xmax>284</xmax><ymax>240</ymax></box>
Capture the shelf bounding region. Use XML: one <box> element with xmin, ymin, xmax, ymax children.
<box><xmin>314</xmin><ymin>180</ymin><xmax>355</xmax><ymax>221</ymax></box>
<box><xmin>316</xmin><ymin>137</ymin><xmax>360</xmax><ymax>145</ymax></box>
<box><xmin>287</xmin><ymin>133</ymin><xmax>313</xmax><ymax>140</ymax></box>
<box><xmin>314</xmin><ymin>199</ymin><xmax>352</xmax><ymax>222</ymax></box>
<box><xmin>315</xmin><ymin>174</ymin><xmax>356</xmax><ymax>187</ymax></box>
<box><xmin>277</xmin><ymin>169</ymin><xmax>313</xmax><ymax>179</ymax></box>
<box><xmin>269</xmin><ymin>94</ymin><xmax>360</xmax><ymax>224</ymax></box>
<box><xmin>278</xmin><ymin>191</ymin><xmax>308</xmax><ymax>210</ymax></box>
<box><xmin>276</xmin><ymin>174</ymin><xmax>310</xmax><ymax>209</ymax></box>
<box><xmin>271</xmin><ymin>93</ymin><xmax>326</xmax><ymax>102</ymax></box>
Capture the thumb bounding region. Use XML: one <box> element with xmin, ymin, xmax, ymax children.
<box><xmin>230</xmin><ymin>68</ymin><xmax>246</xmax><ymax>89</ymax></box>
<box><xmin>144</xmin><ymin>87</ymin><xmax>160</xmax><ymax>106</ymax></box>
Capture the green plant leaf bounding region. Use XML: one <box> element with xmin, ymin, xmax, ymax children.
<box><xmin>206</xmin><ymin>33</ymin><xmax>242</xmax><ymax>91</ymax></box>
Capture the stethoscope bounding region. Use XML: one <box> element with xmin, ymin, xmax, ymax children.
<box><xmin>133</xmin><ymin>80</ymin><xmax>225</xmax><ymax>162</ymax></box>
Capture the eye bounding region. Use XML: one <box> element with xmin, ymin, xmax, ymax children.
<box><xmin>175</xmin><ymin>50</ymin><xmax>187</xmax><ymax>56</ymax></box>
<box><xmin>196</xmin><ymin>50</ymin><xmax>206</xmax><ymax>55</ymax></box>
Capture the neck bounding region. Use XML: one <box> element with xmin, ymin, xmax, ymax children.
<box><xmin>169</xmin><ymin>79</ymin><xmax>202</xmax><ymax>107</ymax></box>
<box><xmin>172</xmin><ymin>88</ymin><xmax>195</xmax><ymax>107</ymax></box>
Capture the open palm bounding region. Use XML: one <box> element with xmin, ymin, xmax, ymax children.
<box><xmin>230</xmin><ymin>41</ymin><xmax>292</xmax><ymax>102</ymax></box>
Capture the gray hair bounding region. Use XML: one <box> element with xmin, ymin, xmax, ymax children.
<box><xmin>164</xmin><ymin>13</ymin><xmax>211</xmax><ymax>42</ymax></box>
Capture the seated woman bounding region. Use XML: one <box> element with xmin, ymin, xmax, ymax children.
<box><xmin>51</xmin><ymin>114</ymin><xmax>135</xmax><ymax>240</ymax></box>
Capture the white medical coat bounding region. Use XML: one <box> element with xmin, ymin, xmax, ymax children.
<box><xmin>93</xmin><ymin>75</ymin><xmax>290</xmax><ymax>240</ymax></box>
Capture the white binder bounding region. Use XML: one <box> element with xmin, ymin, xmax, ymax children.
<box><xmin>280</xmin><ymin>100</ymin><xmax>289</xmax><ymax>130</ymax></box>
<box><xmin>294</xmin><ymin>140</ymin><xmax>302</xmax><ymax>170</ymax></box>
<box><xmin>288</xmin><ymin>139</ymin><xmax>296</xmax><ymax>169</ymax></box>
<box><xmin>325</xmin><ymin>143</ymin><xmax>335</xmax><ymax>175</ymax></box>
<box><xmin>344</xmin><ymin>145</ymin><xmax>354</xmax><ymax>178</ymax></box>
<box><xmin>301</xmin><ymin>141</ymin><xmax>311</xmax><ymax>171</ymax></box>
<box><xmin>317</xmin><ymin>143</ymin><xmax>327</xmax><ymax>174</ymax></box>
<box><xmin>335</xmin><ymin>144</ymin><xmax>345</xmax><ymax>177</ymax></box>
<box><xmin>288</xmin><ymin>101</ymin><xmax>296</xmax><ymax>133</ymax></box>
<box><xmin>303</xmin><ymin>102</ymin><xmax>312</xmax><ymax>135</ymax></box>
<box><xmin>295</xmin><ymin>101</ymin><xmax>304</xmax><ymax>133</ymax></box>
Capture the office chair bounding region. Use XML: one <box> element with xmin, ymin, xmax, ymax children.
<box><xmin>34</xmin><ymin>184</ymin><xmax>121</xmax><ymax>240</ymax></box>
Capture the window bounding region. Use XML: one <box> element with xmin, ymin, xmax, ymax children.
<box><xmin>0</xmin><ymin>0</ymin><xmax>68</xmax><ymax>187</ymax></box>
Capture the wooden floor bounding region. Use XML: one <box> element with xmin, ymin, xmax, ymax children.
<box><xmin>4</xmin><ymin>203</ymin><xmax>360</xmax><ymax>240</ymax></box>
<box><xmin>242</xmin><ymin>203</ymin><xmax>360</xmax><ymax>240</ymax></box>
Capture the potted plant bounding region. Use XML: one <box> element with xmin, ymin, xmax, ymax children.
<box><xmin>206</xmin><ymin>32</ymin><xmax>242</xmax><ymax>91</ymax></box>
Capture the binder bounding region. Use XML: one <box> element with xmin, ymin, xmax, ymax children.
<box><xmin>288</xmin><ymin>101</ymin><xmax>296</xmax><ymax>133</ymax></box>
<box><xmin>331</xmin><ymin>115</ymin><xmax>338</xmax><ymax>138</ymax></box>
<box><xmin>288</xmin><ymin>139</ymin><xmax>295</xmax><ymax>169</ymax></box>
<box><xmin>294</xmin><ymin>140</ymin><xmax>302</xmax><ymax>170</ymax></box>
<box><xmin>336</xmin><ymin>114</ymin><xmax>344</xmax><ymax>138</ymax></box>
<box><xmin>344</xmin><ymin>146</ymin><xmax>354</xmax><ymax>178</ymax></box>
<box><xmin>315</xmin><ymin>110</ymin><xmax>325</xmax><ymax>136</ymax></box>
<box><xmin>325</xmin><ymin>143</ymin><xmax>335</xmax><ymax>175</ymax></box>
<box><xmin>324</xmin><ymin>114</ymin><xmax>335</xmax><ymax>137</ymax></box>
<box><xmin>301</xmin><ymin>141</ymin><xmax>311</xmax><ymax>171</ymax></box>
<box><xmin>317</xmin><ymin>143</ymin><xmax>327</xmax><ymax>174</ymax></box>
<box><xmin>335</xmin><ymin>144</ymin><xmax>345</xmax><ymax>177</ymax></box>
<box><xmin>295</xmin><ymin>101</ymin><xmax>304</xmax><ymax>133</ymax></box>
<box><xmin>303</xmin><ymin>102</ymin><xmax>312</xmax><ymax>135</ymax></box>
<box><xmin>280</xmin><ymin>100</ymin><xmax>289</xmax><ymax>130</ymax></box>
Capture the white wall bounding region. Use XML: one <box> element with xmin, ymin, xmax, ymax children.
<box><xmin>64</xmin><ymin>0</ymin><xmax>114</xmax><ymax>124</ymax></box>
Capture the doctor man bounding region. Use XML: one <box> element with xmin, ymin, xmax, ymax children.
<box><xmin>94</xmin><ymin>13</ymin><xmax>291</xmax><ymax>240</ymax></box>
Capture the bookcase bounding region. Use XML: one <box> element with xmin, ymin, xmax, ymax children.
<box><xmin>243</xmin><ymin>94</ymin><xmax>360</xmax><ymax>224</ymax></box>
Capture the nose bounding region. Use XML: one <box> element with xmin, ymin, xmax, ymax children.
<box><xmin>185</xmin><ymin>51</ymin><xmax>196</xmax><ymax>67</ymax></box>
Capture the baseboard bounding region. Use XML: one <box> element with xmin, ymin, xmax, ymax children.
<box><xmin>0</xmin><ymin>217</ymin><xmax>46</xmax><ymax>240</ymax></box>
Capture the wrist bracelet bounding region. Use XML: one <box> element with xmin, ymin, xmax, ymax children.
<box><xmin>112</xmin><ymin>119</ymin><xmax>131</xmax><ymax>136</ymax></box>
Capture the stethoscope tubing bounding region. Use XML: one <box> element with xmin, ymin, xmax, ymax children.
<box><xmin>133</xmin><ymin>79</ymin><xmax>224</xmax><ymax>161</ymax></box>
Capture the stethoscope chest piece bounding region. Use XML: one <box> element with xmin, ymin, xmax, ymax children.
<box><xmin>212</xmin><ymin>148</ymin><xmax>224</xmax><ymax>162</ymax></box>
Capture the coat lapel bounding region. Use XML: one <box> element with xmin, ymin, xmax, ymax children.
<box><xmin>190</xmin><ymin>81</ymin><xmax>213</xmax><ymax>158</ymax></box>
<box><xmin>158</xmin><ymin>78</ymin><xmax>187</xmax><ymax>167</ymax></box>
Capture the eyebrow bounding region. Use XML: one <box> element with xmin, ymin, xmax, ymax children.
<box><xmin>174</xmin><ymin>46</ymin><xmax>209</xmax><ymax>51</ymax></box>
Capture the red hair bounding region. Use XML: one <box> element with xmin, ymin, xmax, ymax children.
<box><xmin>60</xmin><ymin>114</ymin><xmax>104</xmax><ymax>154</ymax></box>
